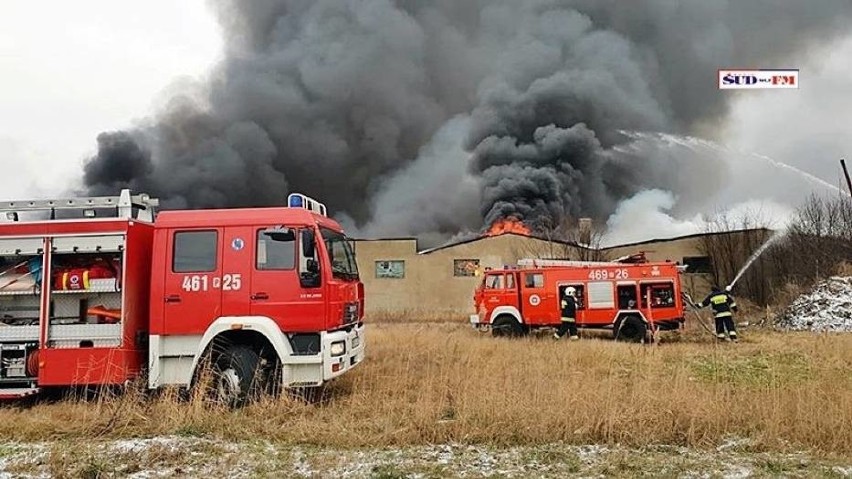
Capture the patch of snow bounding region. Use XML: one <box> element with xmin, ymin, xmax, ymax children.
<box><xmin>721</xmin><ymin>464</ymin><xmax>753</xmax><ymax>479</ymax></box>
<box><xmin>716</xmin><ymin>437</ymin><xmax>752</xmax><ymax>452</ymax></box>
<box><xmin>572</xmin><ymin>444</ymin><xmax>609</xmax><ymax>462</ymax></box>
<box><xmin>777</xmin><ymin>276</ymin><xmax>852</xmax><ymax>332</ymax></box>
<box><xmin>291</xmin><ymin>448</ymin><xmax>314</xmax><ymax>477</ymax></box>
<box><xmin>111</xmin><ymin>436</ymin><xmax>188</xmax><ymax>454</ymax></box>
<box><xmin>833</xmin><ymin>466</ymin><xmax>852</xmax><ymax>477</ymax></box>
<box><xmin>435</xmin><ymin>444</ymin><xmax>454</xmax><ymax>464</ymax></box>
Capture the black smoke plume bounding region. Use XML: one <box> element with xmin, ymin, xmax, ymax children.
<box><xmin>82</xmin><ymin>0</ymin><xmax>852</xmax><ymax>243</ymax></box>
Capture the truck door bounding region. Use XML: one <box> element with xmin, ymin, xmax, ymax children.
<box><xmin>162</xmin><ymin>229</ymin><xmax>224</xmax><ymax>335</ymax></box>
<box><xmin>521</xmin><ymin>271</ymin><xmax>553</xmax><ymax>325</ymax></box>
<box><xmin>503</xmin><ymin>272</ymin><xmax>520</xmax><ymax>311</ymax></box>
<box><xmin>250</xmin><ymin>226</ymin><xmax>325</xmax><ymax>332</ymax></box>
<box><xmin>483</xmin><ymin>273</ymin><xmax>519</xmax><ymax>317</ymax></box>
<box><xmin>220</xmin><ymin>226</ymin><xmax>254</xmax><ymax>316</ymax></box>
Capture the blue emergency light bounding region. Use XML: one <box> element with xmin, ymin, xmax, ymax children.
<box><xmin>287</xmin><ymin>193</ymin><xmax>327</xmax><ymax>216</ymax></box>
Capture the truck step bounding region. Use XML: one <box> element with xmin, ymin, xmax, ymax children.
<box><xmin>0</xmin><ymin>387</ymin><xmax>40</xmax><ymax>399</ymax></box>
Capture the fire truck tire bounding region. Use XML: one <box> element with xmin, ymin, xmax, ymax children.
<box><xmin>491</xmin><ymin>315</ymin><xmax>524</xmax><ymax>337</ymax></box>
<box><xmin>614</xmin><ymin>315</ymin><xmax>647</xmax><ymax>343</ymax></box>
<box><xmin>210</xmin><ymin>345</ymin><xmax>265</xmax><ymax>407</ymax></box>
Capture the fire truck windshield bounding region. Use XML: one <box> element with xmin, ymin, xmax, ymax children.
<box><xmin>321</xmin><ymin>227</ymin><xmax>359</xmax><ymax>280</ymax></box>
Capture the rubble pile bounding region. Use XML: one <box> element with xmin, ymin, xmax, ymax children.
<box><xmin>777</xmin><ymin>276</ymin><xmax>852</xmax><ymax>332</ymax></box>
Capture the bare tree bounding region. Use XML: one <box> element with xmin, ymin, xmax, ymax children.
<box><xmin>698</xmin><ymin>207</ymin><xmax>774</xmax><ymax>304</ymax></box>
<box><xmin>700</xmin><ymin>194</ymin><xmax>852</xmax><ymax>306</ymax></box>
<box><xmin>770</xmin><ymin>194</ymin><xmax>852</xmax><ymax>285</ymax></box>
<box><xmin>515</xmin><ymin>216</ymin><xmax>607</xmax><ymax>262</ymax></box>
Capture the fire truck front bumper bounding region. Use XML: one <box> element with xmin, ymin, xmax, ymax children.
<box><xmin>280</xmin><ymin>324</ymin><xmax>365</xmax><ymax>387</ymax></box>
<box><xmin>322</xmin><ymin>323</ymin><xmax>365</xmax><ymax>381</ymax></box>
<box><xmin>470</xmin><ymin>313</ymin><xmax>490</xmax><ymax>331</ymax></box>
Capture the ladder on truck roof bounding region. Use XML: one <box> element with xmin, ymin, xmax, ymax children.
<box><xmin>0</xmin><ymin>189</ymin><xmax>159</xmax><ymax>222</ymax></box>
<box><xmin>517</xmin><ymin>258</ymin><xmax>689</xmax><ymax>273</ymax></box>
<box><xmin>518</xmin><ymin>258</ymin><xmax>630</xmax><ymax>268</ymax></box>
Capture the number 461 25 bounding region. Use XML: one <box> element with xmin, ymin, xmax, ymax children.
<box><xmin>181</xmin><ymin>273</ymin><xmax>242</xmax><ymax>292</ymax></box>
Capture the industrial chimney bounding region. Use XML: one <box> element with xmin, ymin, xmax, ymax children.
<box><xmin>578</xmin><ymin>217</ymin><xmax>592</xmax><ymax>245</ymax></box>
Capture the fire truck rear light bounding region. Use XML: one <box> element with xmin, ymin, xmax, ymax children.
<box><xmin>330</xmin><ymin>341</ymin><xmax>346</xmax><ymax>356</ymax></box>
<box><xmin>332</xmin><ymin>362</ymin><xmax>341</xmax><ymax>372</ymax></box>
<box><xmin>231</xmin><ymin>323</ymin><xmax>244</xmax><ymax>330</ymax></box>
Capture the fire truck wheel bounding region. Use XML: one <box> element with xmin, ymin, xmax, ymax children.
<box><xmin>614</xmin><ymin>315</ymin><xmax>647</xmax><ymax>343</ymax></box>
<box><xmin>491</xmin><ymin>315</ymin><xmax>524</xmax><ymax>337</ymax></box>
<box><xmin>211</xmin><ymin>345</ymin><xmax>264</xmax><ymax>407</ymax></box>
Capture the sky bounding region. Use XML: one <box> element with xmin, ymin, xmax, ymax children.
<box><xmin>602</xmin><ymin>35</ymin><xmax>852</xmax><ymax>245</ymax></box>
<box><xmin>0</xmin><ymin>2</ymin><xmax>850</xmax><ymax>245</ymax></box>
<box><xmin>0</xmin><ymin>0</ymin><xmax>221</xmax><ymax>199</ymax></box>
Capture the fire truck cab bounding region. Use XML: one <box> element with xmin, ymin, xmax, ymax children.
<box><xmin>0</xmin><ymin>190</ymin><xmax>364</xmax><ymax>404</ymax></box>
<box><xmin>471</xmin><ymin>258</ymin><xmax>686</xmax><ymax>341</ymax></box>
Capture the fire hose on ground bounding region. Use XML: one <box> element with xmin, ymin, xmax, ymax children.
<box><xmin>681</xmin><ymin>292</ymin><xmax>718</xmax><ymax>338</ymax></box>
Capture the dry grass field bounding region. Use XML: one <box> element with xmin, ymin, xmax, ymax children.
<box><xmin>0</xmin><ymin>320</ymin><xmax>850</xmax><ymax>476</ymax></box>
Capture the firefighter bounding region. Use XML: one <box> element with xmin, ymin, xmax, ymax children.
<box><xmin>696</xmin><ymin>285</ymin><xmax>739</xmax><ymax>342</ymax></box>
<box><xmin>554</xmin><ymin>286</ymin><xmax>580</xmax><ymax>340</ymax></box>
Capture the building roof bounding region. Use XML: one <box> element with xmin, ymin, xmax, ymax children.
<box><xmin>600</xmin><ymin>227</ymin><xmax>772</xmax><ymax>250</ymax></box>
<box><xmin>353</xmin><ymin>237</ymin><xmax>418</xmax><ymax>242</ymax></box>
<box><xmin>353</xmin><ymin>227</ymin><xmax>772</xmax><ymax>256</ymax></box>
<box><xmin>417</xmin><ymin>232</ymin><xmax>583</xmax><ymax>255</ymax></box>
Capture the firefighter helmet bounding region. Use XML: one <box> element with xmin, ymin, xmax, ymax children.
<box><xmin>565</xmin><ymin>286</ymin><xmax>576</xmax><ymax>295</ymax></box>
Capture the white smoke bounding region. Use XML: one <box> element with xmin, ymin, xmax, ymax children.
<box><xmin>604</xmin><ymin>189</ymin><xmax>794</xmax><ymax>246</ymax></box>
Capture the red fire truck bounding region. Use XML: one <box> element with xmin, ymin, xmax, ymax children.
<box><xmin>0</xmin><ymin>190</ymin><xmax>364</xmax><ymax>404</ymax></box>
<box><xmin>471</xmin><ymin>258</ymin><xmax>686</xmax><ymax>341</ymax></box>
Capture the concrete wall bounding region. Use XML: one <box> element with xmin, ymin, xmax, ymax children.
<box><xmin>354</xmin><ymin>231</ymin><xmax>756</xmax><ymax>320</ymax></box>
<box><xmin>355</xmin><ymin>234</ymin><xmax>580</xmax><ymax>320</ymax></box>
<box><xmin>601</xmin><ymin>229</ymin><xmax>771</xmax><ymax>299</ymax></box>
<box><xmin>603</xmin><ymin>236</ymin><xmax>714</xmax><ymax>299</ymax></box>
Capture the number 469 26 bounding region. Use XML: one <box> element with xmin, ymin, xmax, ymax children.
<box><xmin>587</xmin><ymin>269</ymin><xmax>629</xmax><ymax>280</ymax></box>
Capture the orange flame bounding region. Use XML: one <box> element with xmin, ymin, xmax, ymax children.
<box><xmin>486</xmin><ymin>217</ymin><xmax>531</xmax><ymax>236</ymax></box>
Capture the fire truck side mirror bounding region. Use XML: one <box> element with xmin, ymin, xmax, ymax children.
<box><xmin>306</xmin><ymin>259</ymin><xmax>319</xmax><ymax>274</ymax></box>
<box><xmin>299</xmin><ymin>229</ymin><xmax>321</xmax><ymax>288</ymax></box>
<box><xmin>301</xmin><ymin>259</ymin><xmax>321</xmax><ymax>288</ymax></box>
<box><xmin>301</xmin><ymin>229</ymin><xmax>316</xmax><ymax>259</ymax></box>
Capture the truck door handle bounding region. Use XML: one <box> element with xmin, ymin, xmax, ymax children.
<box><xmin>251</xmin><ymin>292</ymin><xmax>269</xmax><ymax>300</ymax></box>
<box><xmin>165</xmin><ymin>294</ymin><xmax>181</xmax><ymax>303</ymax></box>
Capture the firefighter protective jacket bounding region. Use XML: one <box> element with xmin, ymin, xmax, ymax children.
<box><xmin>560</xmin><ymin>295</ymin><xmax>577</xmax><ymax>322</ymax></box>
<box><xmin>700</xmin><ymin>291</ymin><xmax>738</xmax><ymax>318</ymax></box>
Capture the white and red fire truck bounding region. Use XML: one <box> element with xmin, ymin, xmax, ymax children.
<box><xmin>471</xmin><ymin>257</ymin><xmax>686</xmax><ymax>341</ymax></box>
<box><xmin>0</xmin><ymin>190</ymin><xmax>364</xmax><ymax>404</ymax></box>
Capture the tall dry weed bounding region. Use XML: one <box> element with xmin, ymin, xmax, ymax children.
<box><xmin>0</xmin><ymin>324</ymin><xmax>848</xmax><ymax>454</ymax></box>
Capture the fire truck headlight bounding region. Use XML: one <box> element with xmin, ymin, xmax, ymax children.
<box><xmin>330</xmin><ymin>341</ymin><xmax>346</xmax><ymax>357</ymax></box>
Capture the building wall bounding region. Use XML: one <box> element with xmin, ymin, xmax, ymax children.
<box><xmin>354</xmin><ymin>232</ymin><xmax>752</xmax><ymax>320</ymax></box>
<box><xmin>603</xmin><ymin>236</ymin><xmax>717</xmax><ymax>299</ymax></box>
<box><xmin>355</xmin><ymin>234</ymin><xmax>577</xmax><ymax>320</ymax></box>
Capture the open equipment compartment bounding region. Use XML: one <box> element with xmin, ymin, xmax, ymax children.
<box><xmin>0</xmin><ymin>190</ymin><xmax>158</xmax><ymax>395</ymax></box>
<box><xmin>0</xmin><ymin>238</ymin><xmax>44</xmax><ymax>386</ymax></box>
<box><xmin>47</xmin><ymin>235</ymin><xmax>125</xmax><ymax>349</ymax></box>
